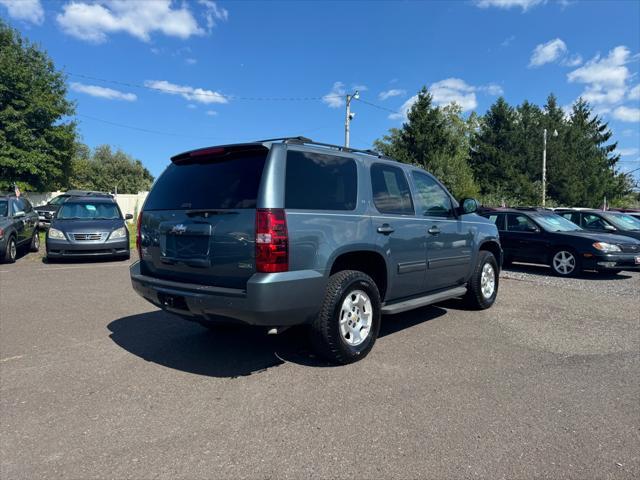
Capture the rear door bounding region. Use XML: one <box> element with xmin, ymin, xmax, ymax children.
<box><xmin>139</xmin><ymin>146</ymin><xmax>269</xmax><ymax>289</ymax></box>
<box><xmin>370</xmin><ymin>163</ymin><xmax>426</xmax><ymax>300</ymax></box>
<box><xmin>410</xmin><ymin>170</ymin><xmax>472</xmax><ymax>292</ymax></box>
<box><xmin>505</xmin><ymin>213</ymin><xmax>546</xmax><ymax>262</ymax></box>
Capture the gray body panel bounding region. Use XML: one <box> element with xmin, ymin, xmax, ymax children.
<box><xmin>131</xmin><ymin>141</ymin><xmax>501</xmax><ymax>326</ymax></box>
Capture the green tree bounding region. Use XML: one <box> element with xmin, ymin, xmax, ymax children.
<box><xmin>0</xmin><ymin>20</ymin><xmax>76</xmax><ymax>191</ymax></box>
<box><xmin>374</xmin><ymin>88</ymin><xmax>479</xmax><ymax>199</ymax></box>
<box><xmin>69</xmin><ymin>144</ymin><xmax>153</xmax><ymax>194</ymax></box>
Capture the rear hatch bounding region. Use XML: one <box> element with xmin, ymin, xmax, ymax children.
<box><xmin>139</xmin><ymin>145</ymin><xmax>269</xmax><ymax>289</ymax></box>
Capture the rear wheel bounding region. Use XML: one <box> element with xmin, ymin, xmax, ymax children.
<box><xmin>30</xmin><ymin>230</ymin><xmax>40</xmax><ymax>252</ymax></box>
<box><xmin>3</xmin><ymin>236</ymin><xmax>17</xmax><ymax>263</ymax></box>
<box><xmin>464</xmin><ymin>251</ymin><xmax>499</xmax><ymax>309</ymax></box>
<box><xmin>550</xmin><ymin>249</ymin><xmax>580</xmax><ymax>277</ymax></box>
<box><xmin>310</xmin><ymin>270</ymin><xmax>381</xmax><ymax>365</ymax></box>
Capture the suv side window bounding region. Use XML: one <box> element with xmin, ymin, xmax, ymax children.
<box><xmin>370</xmin><ymin>164</ymin><xmax>414</xmax><ymax>215</ymax></box>
<box><xmin>507</xmin><ymin>214</ymin><xmax>537</xmax><ymax>232</ymax></box>
<box><xmin>285</xmin><ymin>151</ymin><xmax>357</xmax><ymax>211</ymax></box>
<box><xmin>411</xmin><ymin>171</ymin><xmax>454</xmax><ymax>218</ymax></box>
<box><xmin>22</xmin><ymin>198</ymin><xmax>33</xmax><ymax>213</ymax></box>
<box><xmin>487</xmin><ymin>213</ymin><xmax>506</xmax><ymax>231</ymax></box>
<box><xmin>12</xmin><ymin>198</ymin><xmax>25</xmax><ymax>215</ymax></box>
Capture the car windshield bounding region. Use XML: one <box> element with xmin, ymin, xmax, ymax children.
<box><xmin>603</xmin><ymin>212</ymin><xmax>640</xmax><ymax>231</ymax></box>
<box><xmin>532</xmin><ymin>213</ymin><xmax>582</xmax><ymax>232</ymax></box>
<box><xmin>57</xmin><ymin>202</ymin><xmax>121</xmax><ymax>220</ymax></box>
<box><xmin>49</xmin><ymin>195</ymin><xmax>68</xmax><ymax>206</ymax></box>
<box><xmin>0</xmin><ymin>200</ymin><xmax>8</xmax><ymax>217</ymax></box>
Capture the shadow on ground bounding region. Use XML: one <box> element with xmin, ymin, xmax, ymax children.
<box><xmin>504</xmin><ymin>262</ymin><xmax>632</xmax><ymax>280</ymax></box>
<box><xmin>107</xmin><ymin>305</ymin><xmax>448</xmax><ymax>378</ymax></box>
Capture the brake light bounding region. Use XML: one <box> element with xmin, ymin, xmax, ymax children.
<box><xmin>136</xmin><ymin>212</ymin><xmax>143</xmax><ymax>257</ymax></box>
<box><xmin>255</xmin><ymin>209</ymin><xmax>288</xmax><ymax>273</ymax></box>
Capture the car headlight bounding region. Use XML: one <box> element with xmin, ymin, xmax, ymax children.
<box><xmin>109</xmin><ymin>227</ymin><xmax>127</xmax><ymax>240</ymax></box>
<box><xmin>592</xmin><ymin>242</ymin><xmax>621</xmax><ymax>253</ymax></box>
<box><xmin>48</xmin><ymin>228</ymin><xmax>65</xmax><ymax>240</ymax></box>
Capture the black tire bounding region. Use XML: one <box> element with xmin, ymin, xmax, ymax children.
<box><xmin>310</xmin><ymin>270</ymin><xmax>381</xmax><ymax>365</ymax></box>
<box><xmin>550</xmin><ymin>248</ymin><xmax>581</xmax><ymax>277</ymax></box>
<box><xmin>30</xmin><ymin>230</ymin><xmax>40</xmax><ymax>252</ymax></box>
<box><xmin>464</xmin><ymin>251</ymin><xmax>499</xmax><ymax>310</ymax></box>
<box><xmin>119</xmin><ymin>252</ymin><xmax>131</xmax><ymax>261</ymax></box>
<box><xmin>3</xmin><ymin>236</ymin><xmax>17</xmax><ymax>263</ymax></box>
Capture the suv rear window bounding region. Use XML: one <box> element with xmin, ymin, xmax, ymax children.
<box><xmin>145</xmin><ymin>150</ymin><xmax>267</xmax><ymax>210</ymax></box>
<box><xmin>285</xmin><ymin>151</ymin><xmax>357</xmax><ymax>210</ymax></box>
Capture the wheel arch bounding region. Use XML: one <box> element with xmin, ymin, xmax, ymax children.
<box><xmin>329</xmin><ymin>249</ymin><xmax>388</xmax><ymax>301</ymax></box>
<box><xmin>478</xmin><ymin>240</ymin><xmax>503</xmax><ymax>270</ymax></box>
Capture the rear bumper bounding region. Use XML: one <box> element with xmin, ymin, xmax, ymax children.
<box><xmin>582</xmin><ymin>252</ymin><xmax>640</xmax><ymax>271</ymax></box>
<box><xmin>129</xmin><ymin>261</ymin><xmax>327</xmax><ymax>327</ymax></box>
<box><xmin>46</xmin><ymin>238</ymin><xmax>129</xmax><ymax>258</ymax></box>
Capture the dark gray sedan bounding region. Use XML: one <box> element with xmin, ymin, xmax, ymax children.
<box><xmin>46</xmin><ymin>196</ymin><xmax>132</xmax><ymax>260</ymax></box>
<box><xmin>0</xmin><ymin>194</ymin><xmax>40</xmax><ymax>263</ymax></box>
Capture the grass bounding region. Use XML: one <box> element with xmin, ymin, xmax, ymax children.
<box><xmin>127</xmin><ymin>222</ymin><xmax>136</xmax><ymax>250</ymax></box>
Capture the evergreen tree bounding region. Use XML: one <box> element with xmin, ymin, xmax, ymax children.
<box><xmin>374</xmin><ymin>88</ymin><xmax>479</xmax><ymax>199</ymax></box>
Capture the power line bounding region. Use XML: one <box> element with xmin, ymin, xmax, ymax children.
<box><xmin>68</xmin><ymin>72</ymin><xmax>343</xmax><ymax>102</ymax></box>
<box><xmin>354</xmin><ymin>97</ymin><xmax>398</xmax><ymax>114</ymax></box>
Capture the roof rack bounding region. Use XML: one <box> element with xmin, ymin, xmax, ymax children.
<box><xmin>512</xmin><ymin>206</ymin><xmax>553</xmax><ymax>212</ymax></box>
<box><xmin>255</xmin><ymin>136</ymin><xmax>394</xmax><ymax>160</ymax></box>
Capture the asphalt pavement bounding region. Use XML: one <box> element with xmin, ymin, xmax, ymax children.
<box><xmin>1</xmin><ymin>257</ymin><xmax>638</xmax><ymax>479</ymax></box>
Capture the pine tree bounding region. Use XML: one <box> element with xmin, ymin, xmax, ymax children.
<box><xmin>374</xmin><ymin>88</ymin><xmax>479</xmax><ymax>199</ymax></box>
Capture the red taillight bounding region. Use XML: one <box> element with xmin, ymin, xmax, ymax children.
<box><xmin>255</xmin><ymin>208</ymin><xmax>288</xmax><ymax>273</ymax></box>
<box><xmin>136</xmin><ymin>212</ymin><xmax>143</xmax><ymax>257</ymax></box>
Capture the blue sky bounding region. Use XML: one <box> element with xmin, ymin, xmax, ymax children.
<box><xmin>2</xmin><ymin>0</ymin><xmax>639</xmax><ymax>180</ymax></box>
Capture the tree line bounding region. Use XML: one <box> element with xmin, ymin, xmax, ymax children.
<box><xmin>0</xmin><ymin>20</ymin><xmax>153</xmax><ymax>194</ymax></box>
<box><xmin>375</xmin><ymin>88</ymin><xmax>637</xmax><ymax>208</ymax></box>
<box><xmin>1</xmin><ymin>20</ymin><xmax>637</xmax><ymax>205</ymax></box>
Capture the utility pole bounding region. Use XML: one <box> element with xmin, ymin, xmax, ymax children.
<box><xmin>542</xmin><ymin>128</ymin><xmax>547</xmax><ymax>207</ymax></box>
<box><xmin>344</xmin><ymin>90</ymin><xmax>359</xmax><ymax>148</ymax></box>
<box><xmin>542</xmin><ymin>128</ymin><xmax>558</xmax><ymax>207</ymax></box>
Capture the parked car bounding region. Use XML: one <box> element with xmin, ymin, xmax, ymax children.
<box><xmin>35</xmin><ymin>190</ymin><xmax>112</xmax><ymax>228</ymax></box>
<box><xmin>130</xmin><ymin>137</ymin><xmax>502</xmax><ymax>364</ymax></box>
<box><xmin>0</xmin><ymin>194</ymin><xmax>40</xmax><ymax>263</ymax></box>
<box><xmin>481</xmin><ymin>208</ymin><xmax>640</xmax><ymax>276</ymax></box>
<box><xmin>46</xmin><ymin>196</ymin><xmax>132</xmax><ymax>260</ymax></box>
<box><xmin>555</xmin><ymin>208</ymin><xmax>640</xmax><ymax>241</ymax></box>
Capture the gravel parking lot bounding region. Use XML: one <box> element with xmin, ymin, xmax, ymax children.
<box><xmin>1</xmin><ymin>256</ymin><xmax>639</xmax><ymax>479</ymax></box>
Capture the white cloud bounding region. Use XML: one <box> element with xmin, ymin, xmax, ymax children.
<box><xmin>581</xmin><ymin>87</ymin><xmax>626</xmax><ymax>105</ymax></box>
<box><xmin>563</xmin><ymin>54</ymin><xmax>583</xmax><ymax>67</ymax></box>
<box><xmin>429</xmin><ymin>78</ymin><xmax>478</xmax><ymax>112</ymax></box>
<box><xmin>185</xmin><ymin>58</ymin><xmax>197</xmax><ymax>65</ymax></box>
<box><xmin>378</xmin><ymin>89</ymin><xmax>406</xmax><ymax>101</ymax></box>
<box><xmin>388</xmin><ymin>78</ymin><xmax>502</xmax><ymax>120</ymax></box>
<box><xmin>568</xmin><ymin>46</ymin><xmax>631</xmax><ymax>88</ymax></box>
<box><xmin>187</xmin><ymin>104</ymin><xmax>197</xmax><ymax>109</ymax></box>
<box><xmin>474</xmin><ymin>0</ymin><xmax>545</xmax><ymax>12</ymax></box>
<box><xmin>501</xmin><ymin>35</ymin><xmax>515</xmax><ymax>47</ymax></box>
<box><xmin>205</xmin><ymin>110</ymin><xmax>218</xmax><ymax>116</ymax></box>
<box><xmin>618</xmin><ymin>147</ymin><xmax>639</xmax><ymax>157</ymax></box>
<box><xmin>478</xmin><ymin>83</ymin><xmax>504</xmax><ymax>95</ymax></box>
<box><xmin>389</xmin><ymin>95</ymin><xmax>418</xmax><ymax>121</ymax></box>
<box><xmin>613</xmin><ymin>106</ymin><xmax>640</xmax><ymax>122</ymax></box>
<box><xmin>199</xmin><ymin>0</ymin><xmax>228</xmax><ymax>30</ymax></box>
<box><xmin>529</xmin><ymin>38</ymin><xmax>567</xmax><ymax>67</ymax></box>
<box><xmin>629</xmin><ymin>85</ymin><xmax>640</xmax><ymax>101</ymax></box>
<box><xmin>0</xmin><ymin>0</ymin><xmax>44</xmax><ymax>24</ymax></box>
<box><xmin>322</xmin><ymin>82</ymin><xmax>346</xmax><ymax>108</ymax></box>
<box><xmin>70</xmin><ymin>82</ymin><xmax>137</xmax><ymax>101</ymax></box>
<box><xmin>144</xmin><ymin>80</ymin><xmax>228</xmax><ymax>104</ymax></box>
<box><xmin>56</xmin><ymin>0</ymin><xmax>210</xmax><ymax>43</ymax></box>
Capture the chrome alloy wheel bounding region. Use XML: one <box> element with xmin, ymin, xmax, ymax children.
<box><xmin>480</xmin><ymin>262</ymin><xmax>496</xmax><ymax>299</ymax></box>
<box><xmin>552</xmin><ymin>250</ymin><xmax>576</xmax><ymax>275</ymax></box>
<box><xmin>339</xmin><ymin>290</ymin><xmax>373</xmax><ymax>347</ymax></box>
<box><xmin>9</xmin><ymin>239</ymin><xmax>17</xmax><ymax>261</ymax></box>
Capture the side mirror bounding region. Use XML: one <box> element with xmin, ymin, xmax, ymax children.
<box><xmin>125</xmin><ymin>213</ymin><xmax>134</xmax><ymax>220</ymax></box>
<box><xmin>14</xmin><ymin>211</ymin><xmax>25</xmax><ymax>218</ymax></box>
<box><xmin>460</xmin><ymin>198</ymin><xmax>479</xmax><ymax>215</ymax></box>
<box><xmin>604</xmin><ymin>224</ymin><xmax>616</xmax><ymax>231</ymax></box>
<box><xmin>525</xmin><ymin>225</ymin><xmax>539</xmax><ymax>233</ymax></box>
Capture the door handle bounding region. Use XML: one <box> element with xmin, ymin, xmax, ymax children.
<box><xmin>377</xmin><ymin>224</ymin><xmax>394</xmax><ymax>235</ymax></box>
<box><xmin>428</xmin><ymin>226</ymin><xmax>440</xmax><ymax>235</ymax></box>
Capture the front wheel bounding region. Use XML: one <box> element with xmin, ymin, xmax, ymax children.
<box><xmin>550</xmin><ymin>249</ymin><xmax>580</xmax><ymax>277</ymax></box>
<box><xmin>464</xmin><ymin>251</ymin><xmax>499</xmax><ymax>310</ymax></box>
<box><xmin>310</xmin><ymin>270</ymin><xmax>381</xmax><ymax>365</ymax></box>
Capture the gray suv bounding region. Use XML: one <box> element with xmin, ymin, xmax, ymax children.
<box><xmin>130</xmin><ymin>137</ymin><xmax>502</xmax><ymax>364</ymax></box>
